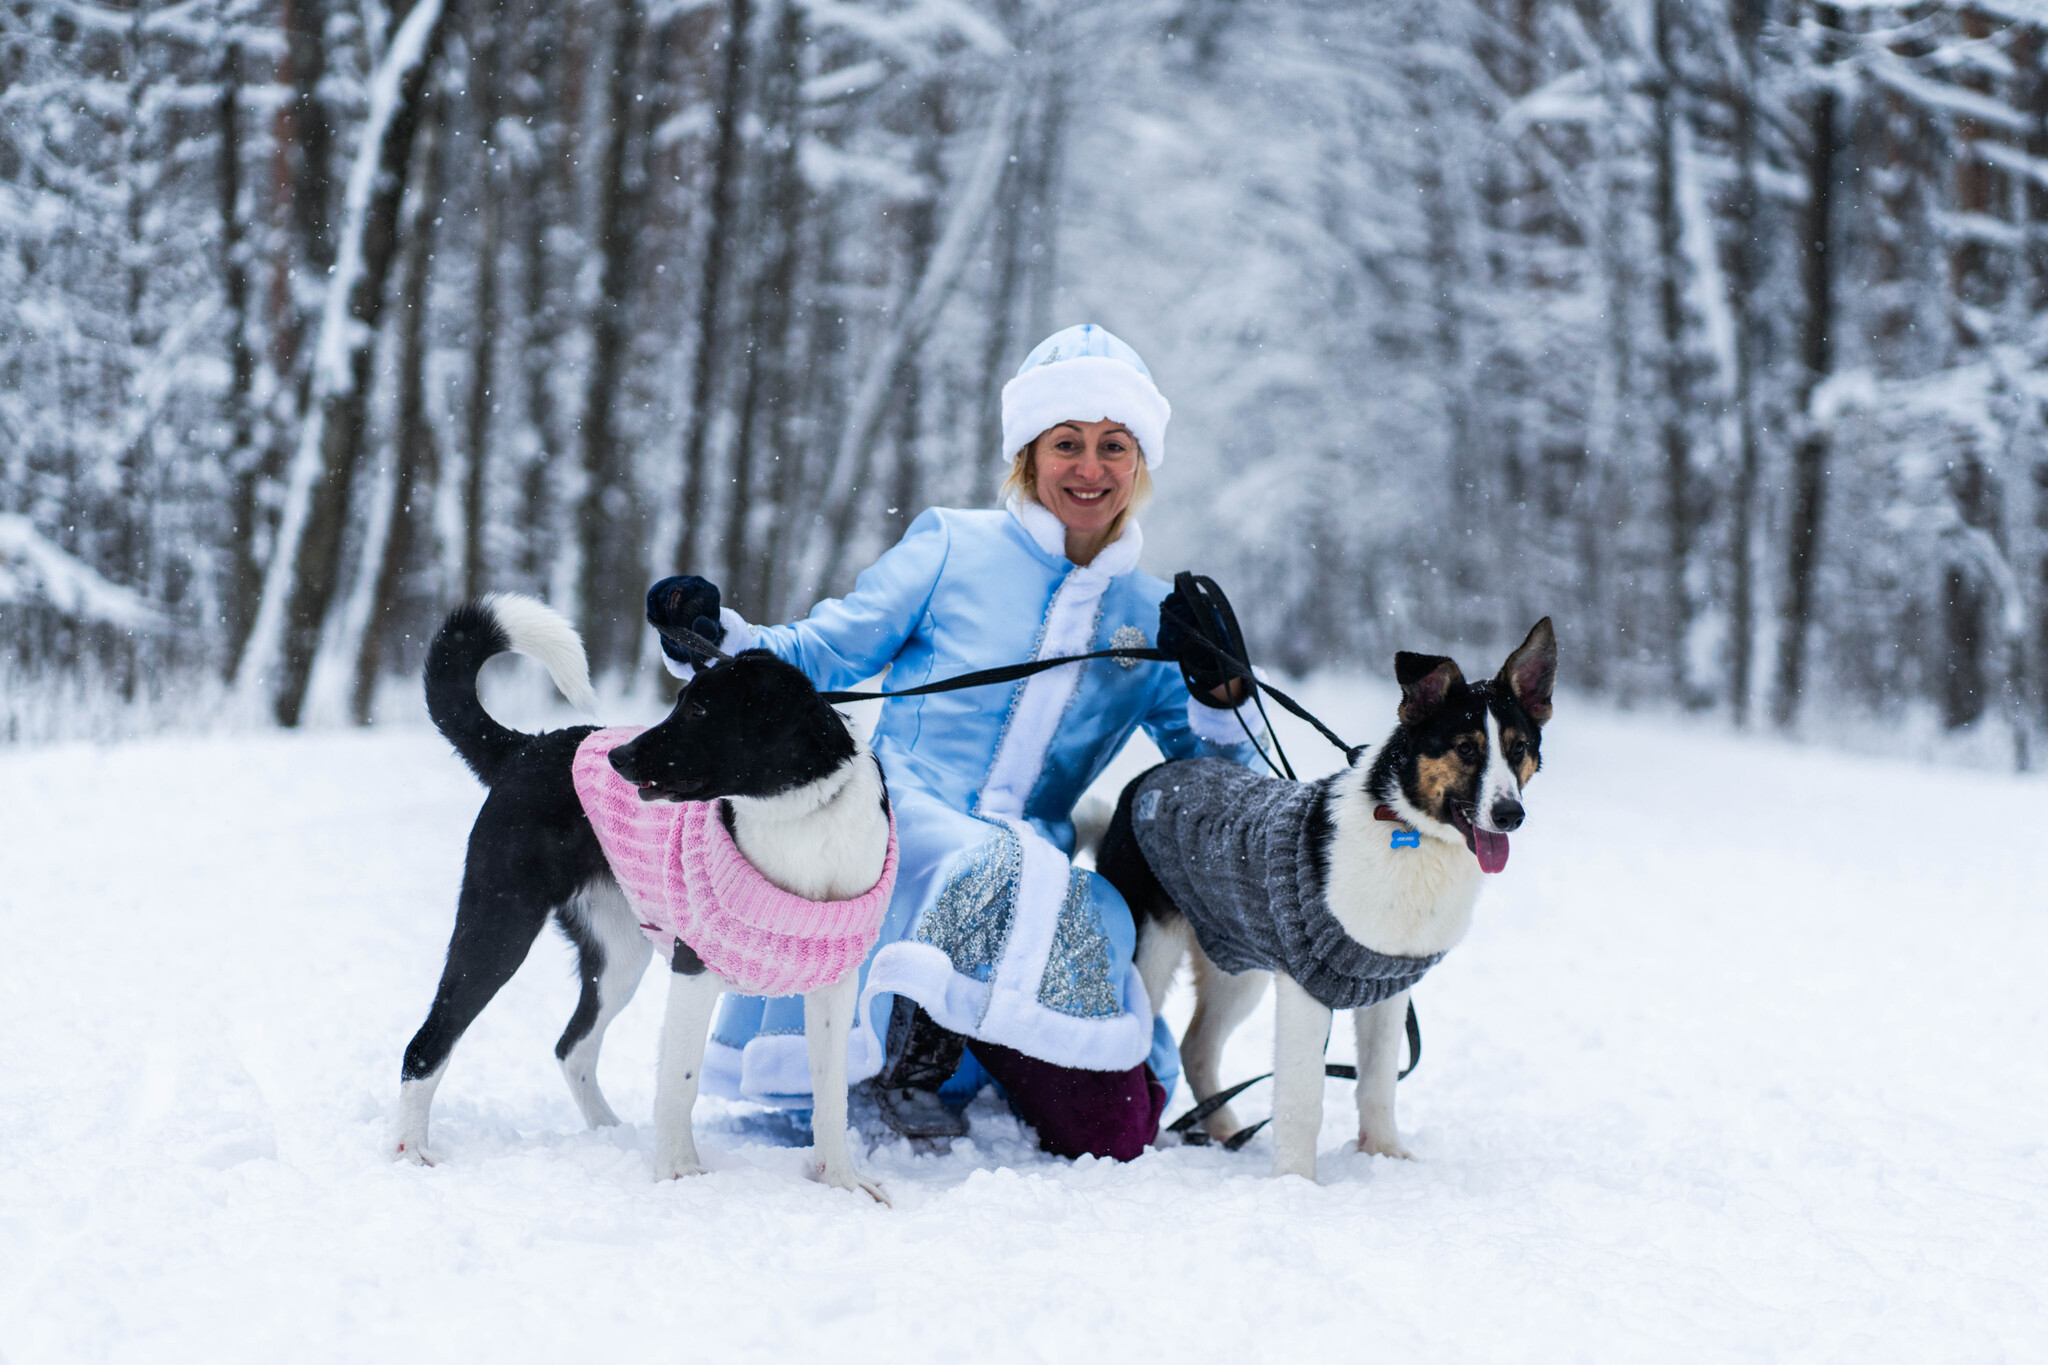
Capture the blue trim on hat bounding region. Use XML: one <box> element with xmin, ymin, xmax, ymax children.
<box><xmin>1015</xmin><ymin>324</ymin><xmax>1154</xmax><ymax>382</ymax></box>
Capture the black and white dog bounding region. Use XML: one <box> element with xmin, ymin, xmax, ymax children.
<box><xmin>1097</xmin><ymin>620</ymin><xmax>1556</xmax><ymax>1180</ymax></box>
<box><xmin>393</xmin><ymin>594</ymin><xmax>891</xmax><ymax>1200</ymax></box>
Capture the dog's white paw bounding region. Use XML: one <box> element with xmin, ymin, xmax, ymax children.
<box><xmin>391</xmin><ymin>1138</ymin><xmax>438</xmax><ymax>1167</ymax></box>
<box><xmin>655</xmin><ymin>1157</ymin><xmax>708</xmax><ymax>1181</ymax></box>
<box><xmin>1356</xmin><ymin>1131</ymin><xmax>1414</xmax><ymax>1160</ymax></box>
<box><xmin>815</xmin><ymin>1162</ymin><xmax>890</xmax><ymax>1206</ymax></box>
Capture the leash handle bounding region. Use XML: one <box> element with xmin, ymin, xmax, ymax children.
<box><xmin>1168</xmin><ymin>1002</ymin><xmax>1421</xmax><ymax>1149</ymax></box>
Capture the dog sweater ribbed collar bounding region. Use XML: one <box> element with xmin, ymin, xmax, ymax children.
<box><xmin>571</xmin><ymin>727</ymin><xmax>897</xmax><ymax>997</ymax></box>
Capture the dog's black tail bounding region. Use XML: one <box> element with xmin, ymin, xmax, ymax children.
<box><xmin>425</xmin><ymin>594</ymin><xmax>598</xmax><ymax>786</ymax></box>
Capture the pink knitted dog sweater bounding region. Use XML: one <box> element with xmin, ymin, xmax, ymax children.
<box><xmin>571</xmin><ymin>727</ymin><xmax>897</xmax><ymax>997</ymax></box>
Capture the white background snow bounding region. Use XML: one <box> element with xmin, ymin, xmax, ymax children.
<box><xmin>3</xmin><ymin>674</ymin><xmax>2045</xmax><ymax>1362</ymax></box>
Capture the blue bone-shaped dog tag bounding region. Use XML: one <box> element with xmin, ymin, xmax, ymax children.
<box><xmin>1391</xmin><ymin>829</ymin><xmax>1420</xmax><ymax>849</ymax></box>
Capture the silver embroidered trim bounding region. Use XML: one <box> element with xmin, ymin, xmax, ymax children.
<box><xmin>1111</xmin><ymin>624</ymin><xmax>1147</xmax><ymax>668</ymax></box>
<box><xmin>916</xmin><ymin>825</ymin><xmax>1022</xmax><ymax>992</ymax></box>
<box><xmin>1036</xmin><ymin>868</ymin><xmax>1122</xmax><ymax>1020</ymax></box>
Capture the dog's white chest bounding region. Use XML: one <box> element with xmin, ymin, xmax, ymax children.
<box><xmin>1324</xmin><ymin>800</ymin><xmax>1485</xmax><ymax>959</ymax></box>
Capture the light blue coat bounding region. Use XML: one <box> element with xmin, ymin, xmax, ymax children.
<box><xmin>694</xmin><ymin>499</ymin><xmax>1262</xmax><ymax>1106</ymax></box>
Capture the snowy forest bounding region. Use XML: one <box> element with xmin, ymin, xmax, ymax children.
<box><xmin>4</xmin><ymin>0</ymin><xmax>2046</xmax><ymax>766</ymax></box>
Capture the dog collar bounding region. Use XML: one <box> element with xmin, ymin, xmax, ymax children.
<box><xmin>1373</xmin><ymin>804</ymin><xmax>1421</xmax><ymax>849</ymax></box>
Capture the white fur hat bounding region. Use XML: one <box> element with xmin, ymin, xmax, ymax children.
<box><xmin>1001</xmin><ymin>324</ymin><xmax>1170</xmax><ymax>469</ymax></box>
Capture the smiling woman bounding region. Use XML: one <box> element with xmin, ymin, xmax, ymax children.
<box><xmin>642</xmin><ymin>322</ymin><xmax>1270</xmax><ymax>1162</ymax></box>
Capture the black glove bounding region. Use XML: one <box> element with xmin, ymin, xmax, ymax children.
<box><xmin>1158</xmin><ymin>571</ymin><xmax>1250</xmax><ymax>708</ymax></box>
<box><xmin>647</xmin><ymin>575</ymin><xmax>725</xmax><ymax>666</ymax></box>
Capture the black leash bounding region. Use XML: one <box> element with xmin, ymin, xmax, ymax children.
<box><xmin>1167</xmin><ymin>1002</ymin><xmax>1422</xmax><ymax>1151</ymax></box>
<box><xmin>652</xmin><ymin>620</ymin><xmax>1362</xmax><ymax>776</ymax></box>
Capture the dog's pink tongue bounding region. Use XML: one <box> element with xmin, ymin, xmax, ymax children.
<box><xmin>1473</xmin><ymin>829</ymin><xmax>1510</xmax><ymax>874</ymax></box>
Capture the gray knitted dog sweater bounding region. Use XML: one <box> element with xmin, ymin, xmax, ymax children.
<box><xmin>1128</xmin><ymin>758</ymin><xmax>1443</xmax><ymax>1010</ymax></box>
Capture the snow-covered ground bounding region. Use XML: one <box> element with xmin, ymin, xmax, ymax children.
<box><xmin>3</xmin><ymin>678</ymin><xmax>2045</xmax><ymax>1363</ymax></box>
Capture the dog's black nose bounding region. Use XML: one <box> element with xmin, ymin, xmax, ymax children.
<box><xmin>1489</xmin><ymin>798</ymin><xmax>1524</xmax><ymax>832</ymax></box>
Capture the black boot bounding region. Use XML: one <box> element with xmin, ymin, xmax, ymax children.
<box><xmin>865</xmin><ymin>996</ymin><xmax>969</xmax><ymax>1141</ymax></box>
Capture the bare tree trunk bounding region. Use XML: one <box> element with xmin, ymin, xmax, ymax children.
<box><xmin>759</xmin><ymin>210</ymin><xmax>834</xmax><ymax>619</ymax></box>
<box><xmin>882</xmin><ymin>91</ymin><xmax>943</xmax><ymax>546</ymax></box>
<box><xmin>218</xmin><ymin>41</ymin><xmax>263</xmax><ymax>679</ymax></box>
<box><xmin>673</xmin><ymin>0</ymin><xmax>754</xmax><ymax>583</ymax></box>
<box><xmin>462</xmin><ymin>0</ymin><xmax>505</xmax><ymax>600</ymax></box>
<box><xmin>574</xmin><ymin>0</ymin><xmax>649</xmax><ymax>674</ymax></box>
<box><xmin>1726</xmin><ymin>0</ymin><xmax>1765</xmax><ymax>726</ymax></box>
<box><xmin>514</xmin><ymin>0</ymin><xmax>564</xmax><ymax>594</ymax></box>
<box><xmin>234</xmin><ymin>0</ymin><xmax>451</xmax><ymax>726</ymax></box>
<box><xmin>1651</xmin><ymin>0</ymin><xmax>1700</xmax><ymax>703</ymax></box>
<box><xmin>1772</xmin><ymin>2</ymin><xmax>1841</xmax><ymax>730</ymax></box>
<box><xmin>727</xmin><ymin>0</ymin><xmax>807</xmax><ymax>614</ymax></box>
<box><xmin>281</xmin><ymin>0</ymin><xmax>335</xmax><ymax>284</ymax></box>
<box><xmin>974</xmin><ymin>146</ymin><xmax>1027</xmax><ymax>505</ymax></box>
<box><xmin>2021</xmin><ymin>26</ymin><xmax>2048</xmax><ymax>741</ymax></box>
<box><xmin>223</xmin><ymin>0</ymin><xmax>335</xmax><ymax>681</ymax></box>
<box><xmin>1939</xmin><ymin>8</ymin><xmax>2007</xmax><ymax>731</ymax></box>
<box><xmin>352</xmin><ymin>82</ymin><xmax>446</xmax><ymax>724</ymax></box>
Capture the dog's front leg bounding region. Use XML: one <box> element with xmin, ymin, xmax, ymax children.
<box><xmin>804</xmin><ymin>974</ymin><xmax>888</xmax><ymax>1205</ymax></box>
<box><xmin>651</xmin><ymin>967</ymin><xmax>724</xmax><ymax>1179</ymax></box>
<box><xmin>1353</xmin><ymin>990</ymin><xmax>1414</xmax><ymax>1159</ymax></box>
<box><xmin>1271</xmin><ymin>974</ymin><xmax>1333</xmax><ymax>1181</ymax></box>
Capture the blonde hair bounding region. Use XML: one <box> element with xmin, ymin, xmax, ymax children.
<box><xmin>1000</xmin><ymin>435</ymin><xmax>1154</xmax><ymax>539</ymax></box>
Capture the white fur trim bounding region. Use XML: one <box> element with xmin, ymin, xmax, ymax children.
<box><xmin>1005</xmin><ymin>494</ymin><xmax>1144</xmax><ymax>574</ymax></box>
<box><xmin>1184</xmin><ymin>693</ymin><xmax>1264</xmax><ymax>747</ymax></box>
<box><xmin>705</xmin><ymin>1016</ymin><xmax>885</xmax><ymax>1108</ymax></box>
<box><xmin>1010</xmin><ymin>496</ymin><xmax>1069</xmax><ymax>558</ymax></box>
<box><xmin>978</xmin><ymin>512</ymin><xmax>1142</xmax><ymax>819</ymax></box>
<box><xmin>484</xmin><ymin>592</ymin><xmax>597</xmax><ymax>714</ymax></box>
<box><xmin>851</xmin><ymin>821</ymin><xmax>1155</xmax><ymax>1073</ymax></box>
<box><xmin>1002</xmin><ymin>355</ymin><xmax>1170</xmax><ymax>468</ymax></box>
<box><xmin>658</xmin><ymin>606</ymin><xmax>756</xmax><ymax>681</ymax></box>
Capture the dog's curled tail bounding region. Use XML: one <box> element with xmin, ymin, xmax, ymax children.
<box><xmin>425</xmin><ymin>594</ymin><xmax>597</xmax><ymax>785</ymax></box>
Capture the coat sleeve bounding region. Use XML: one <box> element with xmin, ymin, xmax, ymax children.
<box><xmin>1138</xmin><ymin>659</ymin><xmax>1266</xmax><ymax>769</ymax></box>
<box><xmin>748</xmin><ymin>508</ymin><xmax>951</xmax><ymax>690</ymax></box>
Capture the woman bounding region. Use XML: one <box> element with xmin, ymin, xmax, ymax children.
<box><xmin>647</xmin><ymin>325</ymin><xmax>1262</xmax><ymax>1160</ymax></box>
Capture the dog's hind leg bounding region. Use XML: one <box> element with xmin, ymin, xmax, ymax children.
<box><xmin>1180</xmin><ymin>947</ymin><xmax>1269</xmax><ymax>1141</ymax></box>
<box><xmin>555</xmin><ymin>879</ymin><xmax>655</xmax><ymax>1128</ymax></box>
<box><xmin>1133</xmin><ymin>916</ymin><xmax>1192</xmax><ymax>1023</ymax></box>
<box><xmin>394</xmin><ymin>874</ymin><xmax>554</xmax><ymax>1164</ymax></box>
<box><xmin>1352</xmin><ymin>990</ymin><xmax>1413</xmax><ymax>1159</ymax></box>
<box><xmin>651</xmin><ymin>960</ymin><xmax>725</xmax><ymax>1179</ymax></box>
<box><xmin>1271</xmin><ymin>974</ymin><xmax>1332</xmax><ymax>1181</ymax></box>
<box><xmin>805</xmin><ymin>973</ymin><xmax>887</xmax><ymax>1204</ymax></box>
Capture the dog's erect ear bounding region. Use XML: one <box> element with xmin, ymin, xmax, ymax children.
<box><xmin>1395</xmin><ymin>652</ymin><xmax>1464</xmax><ymax>725</ymax></box>
<box><xmin>1498</xmin><ymin>618</ymin><xmax>1557</xmax><ymax>726</ymax></box>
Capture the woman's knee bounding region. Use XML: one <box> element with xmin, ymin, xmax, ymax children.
<box><xmin>968</xmin><ymin>1041</ymin><xmax>1166</xmax><ymax>1162</ymax></box>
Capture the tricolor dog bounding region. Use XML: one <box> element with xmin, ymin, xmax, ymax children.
<box><xmin>1096</xmin><ymin>619</ymin><xmax>1556</xmax><ymax>1180</ymax></box>
<box><xmin>392</xmin><ymin>594</ymin><xmax>894</xmax><ymax>1201</ymax></box>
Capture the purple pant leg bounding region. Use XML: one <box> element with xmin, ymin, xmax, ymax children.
<box><xmin>965</xmin><ymin>1041</ymin><xmax>1167</xmax><ymax>1162</ymax></box>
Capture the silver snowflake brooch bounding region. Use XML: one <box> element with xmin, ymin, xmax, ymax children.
<box><xmin>1111</xmin><ymin>624</ymin><xmax>1148</xmax><ymax>667</ymax></box>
